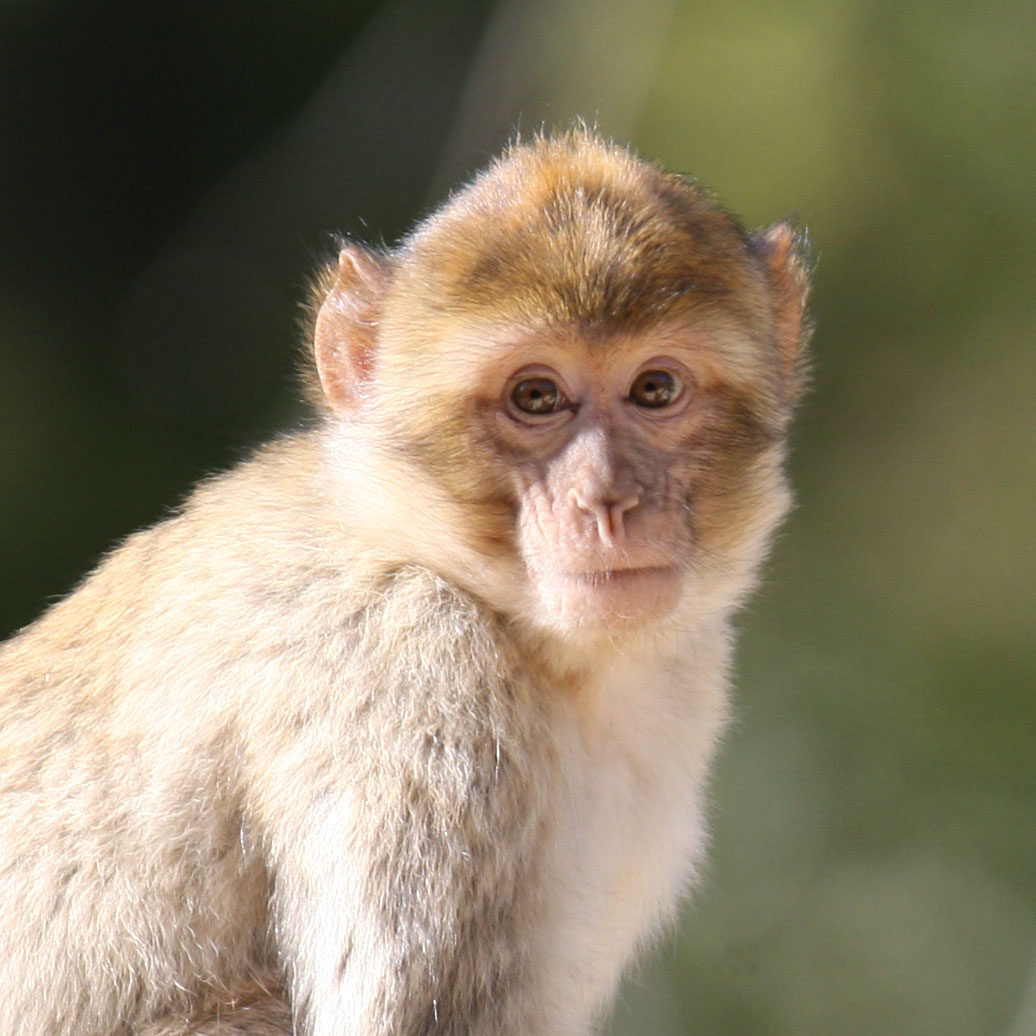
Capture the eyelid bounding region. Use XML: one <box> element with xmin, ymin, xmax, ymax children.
<box><xmin>503</xmin><ymin>368</ymin><xmax>570</xmax><ymax>399</ymax></box>
<box><xmin>629</xmin><ymin>368</ymin><xmax>681</xmax><ymax>401</ymax></box>
<box><xmin>627</xmin><ymin>356</ymin><xmax>683</xmax><ymax>382</ymax></box>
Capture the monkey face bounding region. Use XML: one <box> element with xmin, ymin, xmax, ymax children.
<box><xmin>479</xmin><ymin>331</ymin><xmax>694</xmax><ymax>631</ymax></box>
<box><xmin>445</xmin><ymin>321</ymin><xmax>788</xmax><ymax>636</ymax></box>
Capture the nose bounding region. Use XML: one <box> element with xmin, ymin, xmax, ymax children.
<box><xmin>569</xmin><ymin>489</ymin><xmax>641</xmax><ymax>546</ymax></box>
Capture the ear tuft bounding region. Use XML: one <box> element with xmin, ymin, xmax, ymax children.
<box><xmin>751</xmin><ymin>222</ymin><xmax>812</xmax><ymax>404</ymax></box>
<box><xmin>310</xmin><ymin>244</ymin><xmax>389</xmax><ymax>414</ymax></box>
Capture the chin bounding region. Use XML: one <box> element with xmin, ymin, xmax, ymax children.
<box><xmin>533</xmin><ymin>566</ymin><xmax>684</xmax><ymax>635</ymax></box>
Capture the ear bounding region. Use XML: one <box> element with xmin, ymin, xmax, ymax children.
<box><xmin>312</xmin><ymin>244</ymin><xmax>390</xmax><ymax>413</ymax></box>
<box><xmin>750</xmin><ymin>222</ymin><xmax>812</xmax><ymax>404</ymax></box>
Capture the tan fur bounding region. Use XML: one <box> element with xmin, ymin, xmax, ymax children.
<box><xmin>0</xmin><ymin>131</ymin><xmax>808</xmax><ymax>1035</ymax></box>
<box><xmin>138</xmin><ymin>976</ymin><xmax>291</xmax><ymax>1036</ymax></box>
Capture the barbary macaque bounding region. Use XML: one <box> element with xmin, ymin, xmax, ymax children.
<box><xmin>0</xmin><ymin>130</ymin><xmax>809</xmax><ymax>1036</ymax></box>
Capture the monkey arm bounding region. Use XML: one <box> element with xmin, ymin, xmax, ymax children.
<box><xmin>246</xmin><ymin>566</ymin><xmax>561</xmax><ymax>1036</ymax></box>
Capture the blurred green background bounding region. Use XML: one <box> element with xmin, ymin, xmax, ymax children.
<box><xmin>1</xmin><ymin>1</ymin><xmax>1033</xmax><ymax>1033</ymax></box>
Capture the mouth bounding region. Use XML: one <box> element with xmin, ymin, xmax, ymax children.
<box><xmin>537</xmin><ymin>565</ymin><xmax>682</xmax><ymax>631</ymax></box>
<box><xmin>566</xmin><ymin>566</ymin><xmax>675</xmax><ymax>585</ymax></box>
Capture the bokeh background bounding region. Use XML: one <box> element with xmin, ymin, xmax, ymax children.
<box><xmin>1</xmin><ymin>1</ymin><xmax>1033</xmax><ymax>1033</ymax></box>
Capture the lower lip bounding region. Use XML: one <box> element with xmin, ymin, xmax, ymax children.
<box><xmin>549</xmin><ymin>565</ymin><xmax>683</xmax><ymax>629</ymax></box>
<box><xmin>568</xmin><ymin>566</ymin><xmax>674</xmax><ymax>584</ymax></box>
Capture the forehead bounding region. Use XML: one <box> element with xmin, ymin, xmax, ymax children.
<box><xmin>394</xmin><ymin>137</ymin><xmax>769</xmax><ymax>335</ymax></box>
<box><xmin>409</xmin><ymin>314</ymin><xmax>779</xmax><ymax>408</ymax></box>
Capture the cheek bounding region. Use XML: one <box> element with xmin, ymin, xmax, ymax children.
<box><xmin>514</xmin><ymin>480</ymin><xmax>576</xmax><ymax>556</ymax></box>
<box><xmin>690</xmin><ymin>445</ymin><xmax>790</xmax><ymax>557</ymax></box>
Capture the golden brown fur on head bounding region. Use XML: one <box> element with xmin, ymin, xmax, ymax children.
<box><xmin>392</xmin><ymin>129</ymin><xmax>767</xmax><ymax>335</ymax></box>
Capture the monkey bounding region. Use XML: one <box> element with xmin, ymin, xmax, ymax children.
<box><xmin>0</xmin><ymin>129</ymin><xmax>809</xmax><ymax>1036</ymax></box>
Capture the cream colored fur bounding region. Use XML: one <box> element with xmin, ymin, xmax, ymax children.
<box><xmin>0</xmin><ymin>425</ymin><xmax>779</xmax><ymax>1035</ymax></box>
<box><xmin>0</xmin><ymin>131</ymin><xmax>806</xmax><ymax>1035</ymax></box>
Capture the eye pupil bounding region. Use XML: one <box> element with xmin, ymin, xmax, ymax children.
<box><xmin>512</xmin><ymin>378</ymin><xmax>561</xmax><ymax>415</ymax></box>
<box><xmin>630</xmin><ymin>370</ymin><xmax>678</xmax><ymax>408</ymax></box>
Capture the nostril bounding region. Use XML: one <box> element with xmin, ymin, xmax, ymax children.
<box><xmin>569</xmin><ymin>489</ymin><xmax>641</xmax><ymax>543</ymax></box>
<box><xmin>569</xmin><ymin>489</ymin><xmax>593</xmax><ymax>516</ymax></box>
<box><xmin>612</xmin><ymin>491</ymin><xmax>641</xmax><ymax>518</ymax></box>
<box><xmin>606</xmin><ymin>492</ymin><xmax>640</xmax><ymax>541</ymax></box>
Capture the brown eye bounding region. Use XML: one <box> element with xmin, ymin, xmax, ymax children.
<box><xmin>629</xmin><ymin>369</ymin><xmax>681</xmax><ymax>409</ymax></box>
<box><xmin>511</xmin><ymin>377</ymin><xmax>563</xmax><ymax>415</ymax></box>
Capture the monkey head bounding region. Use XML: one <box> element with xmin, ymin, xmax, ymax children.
<box><xmin>310</xmin><ymin>131</ymin><xmax>809</xmax><ymax>640</ymax></box>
